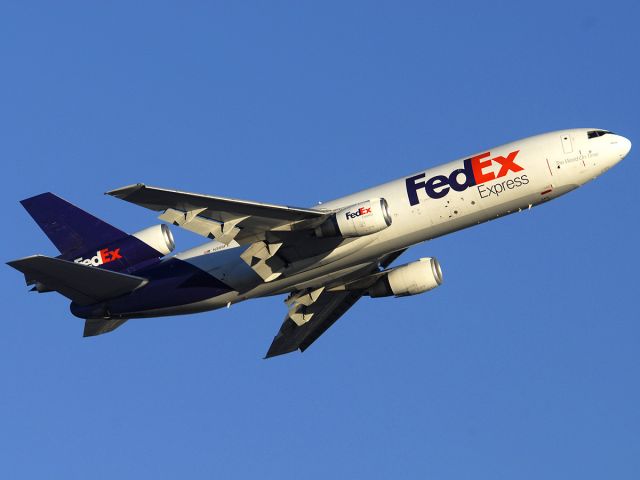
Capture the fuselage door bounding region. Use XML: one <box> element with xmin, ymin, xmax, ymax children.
<box><xmin>561</xmin><ymin>134</ymin><xmax>573</xmax><ymax>154</ymax></box>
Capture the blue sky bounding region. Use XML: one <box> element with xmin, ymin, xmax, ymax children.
<box><xmin>1</xmin><ymin>1</ymin><xmax>639</xmax><ymax>478</ymax></box>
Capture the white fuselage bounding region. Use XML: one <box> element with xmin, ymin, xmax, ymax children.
<box><xmin>144</xmin><ymin>128</ymin><xmax>630</xmax><ymax>317</ymax></box>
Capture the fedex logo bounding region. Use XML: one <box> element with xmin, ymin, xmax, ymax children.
<box><xmin>406</xmin><ymin>150</ymin><xmax>525</xmax><ymax>205</ymax></box>
<box><xmin>345</xmin><ymin>206</ymin><xmax>372</xmax><ymax>220</ymax></box>
<box><xmin>74</xmin><ymin>248</ymin><xmax>122</xmax><ymax>267</ymax></box>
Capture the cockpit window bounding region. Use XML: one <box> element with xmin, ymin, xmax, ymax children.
<box><xmin>587</xmin><ymin>130</ymin><xmax>614</xmax><ymax>139</ymax></box>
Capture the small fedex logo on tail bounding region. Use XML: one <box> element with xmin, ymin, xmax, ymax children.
<box><xmin>74</xmin><ymin>248</ymin><xmax>122</xmax><ymax>267</ymax></box>
<box><xmin>406</xmin><ymin>150</ymin><xmax>527</xmax><ymax>205</ymax></box>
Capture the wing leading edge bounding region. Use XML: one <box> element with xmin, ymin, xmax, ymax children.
<box><xmin>107</xmin><ymin>183</ymin><xmax>327</xmax><ymax>245</ymax></box>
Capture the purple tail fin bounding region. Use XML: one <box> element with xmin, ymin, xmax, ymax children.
<box><xmin>20</xmin><ymin>192</ymin><xmax>172</xmax><ymax>274</ymax></box>
<box><xmin>20</xmin><ymin>193</ymin><xmax>128</xmax><ymax>258</ymax></box>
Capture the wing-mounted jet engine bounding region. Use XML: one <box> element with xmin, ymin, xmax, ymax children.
<box><xmin>314</xmin><ymin>198</ymin><xmax>392</xmax><ymax>238</ymax></box>
<box><xmin>240</xmin><ymin>198</ymin><xmax>393</xmax><ymax>282</ymax></box>
<box><xmin>368</xmin><ymin>257</ymin><xmax>442</xmax><ymax>297</ymax></box>
<box><xmin>329</xmin><ymin>257</ymin><xmax>443</xmax><ymax>297</ymax></box>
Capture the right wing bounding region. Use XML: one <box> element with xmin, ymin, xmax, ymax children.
<box><xmin>108</xmin><ymin>183</ymin><xmax>344</xmax><ymax>283</ymax></box>
<box><xmin>107</xmin><ymin>183</ymin><xmax>328</xmax><ymax>245</ymax></box>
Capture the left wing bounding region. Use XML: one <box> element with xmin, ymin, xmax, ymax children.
<box><xmin>107</xmin><ymin>184</ymin><xmax>327</xmax><ymax>245</ymax></box>
<box><xmin>265</xmin><ymin>249</ymin><xmax>406</xmax><ymax>358</ymax></box>
<box><xmin>266</xmin><ymin>289</ymin><xmax>364</xmax><ymax>358</ymax></box>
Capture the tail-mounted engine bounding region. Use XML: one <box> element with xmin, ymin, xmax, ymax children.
<box><xmin>131</xmin><ymin>224</ymin><xmax>176</xmax><ymax>256</ymax></box>
<box><xmin>369</xmin><ymin>257</ymin><xmax>443</xmax><ymax>297</ymax></box>
<box><xmin>315</xmin><ymin>198</ymin><xmax>392</xmax><ymax>238</ymax></box>
<box><xmin>70</xmin><ymin>224</ymin><xmax>175</xmax><ymax>271</ymax></box>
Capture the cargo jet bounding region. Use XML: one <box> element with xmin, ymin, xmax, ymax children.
<box><xmin>8</xmin><ymin>129</ymin><xmax>631</xmax><ymax>357</ymax></box>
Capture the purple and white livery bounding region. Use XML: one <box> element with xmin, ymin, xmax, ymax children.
<box><xmin>8</xmin><ymin>129</ymin><xmax>631</xmax><ymax>357</ymax></box>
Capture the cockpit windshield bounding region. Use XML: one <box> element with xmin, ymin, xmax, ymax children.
<box><xmin>587</xmin><ymin>130</ymin><xmax>614</xmax><ymax>139</ymax></box>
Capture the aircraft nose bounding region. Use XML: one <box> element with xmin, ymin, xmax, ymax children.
<box><xmin>600</xmin><ymin>133</ymin><xmax>631</xmax><ymax>171</ymax></box>
<box><xmin>620</xmin><ymin>136</ymin><xmax>632</xmax><ymax>158</ymax></box>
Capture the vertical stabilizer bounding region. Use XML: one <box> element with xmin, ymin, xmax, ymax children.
<box><xmin>20</xmin><ymin>192</ymin><xmax>127</xmax><ymax>258</ymax></box>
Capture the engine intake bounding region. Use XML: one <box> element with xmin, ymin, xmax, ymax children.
<box><xmin>132</xmin><ymin>224</ymin><xmax>176</xmax><ymax>256</ymax></box>
<box><xmin>315</xmin><ymin>198</ymin><xmax>392</xmax><ymax>238</ymax></box>
<box><xmin>369</xmin><ymin>257</ymin><xmax>443</xmax><ymax>298</ymax></box>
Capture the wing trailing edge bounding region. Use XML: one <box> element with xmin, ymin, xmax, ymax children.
<box><xmin>266</xmin><ymin>290</ymin><xmax>364</xmax><ymax>358</ymax></box>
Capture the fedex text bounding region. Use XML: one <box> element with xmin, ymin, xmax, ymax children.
<box><xmin>405</xmin><ymin>150</ymin><xmax>528</xmax><ymax>205</ymax></box>
<box><xmin>345</xmin><ymin>206</ymin><xmax>372</xmax><ymax>220</ymax></box>
<box><xmin>74</xmin><ymin>248</ymin><xmax>122</xmax><ymax>267</ymax></box>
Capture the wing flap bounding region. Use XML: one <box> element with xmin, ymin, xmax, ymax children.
<box><xmin>7</xmin><ymin>255</ymin><xmax>148</xmax><ymax>306</ymax></box>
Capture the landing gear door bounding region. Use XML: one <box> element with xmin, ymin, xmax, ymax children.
<box><xmin>561</xmin><ymin>134</ymin><xmax>573</xmax><ymax>154</ymax></box>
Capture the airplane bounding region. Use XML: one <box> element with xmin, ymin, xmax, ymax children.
<box><xmin>8</xmin><ymin>128</ymin><xmax>632</xmax><ymax>357</ymax></box>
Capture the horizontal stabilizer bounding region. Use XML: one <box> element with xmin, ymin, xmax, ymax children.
<box><xmin>7</xmin><ymin>255</ymin><xmax>148</xmax><ymax>306</ymax></box>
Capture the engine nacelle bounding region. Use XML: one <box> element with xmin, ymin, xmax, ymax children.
<box><xmin>315</xmin><ymin>198</ymin><xmax>392</xmax><ymax>238</ymax></box>
<box><xmin>132</xmin><ymin>224</ymin><xmax>176</xmax><ymax>256</ymax></box>
<box><xmin>369</xmin><ymin>257</ymin><xmax>443</xmax><ymax>298</ymax></box>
